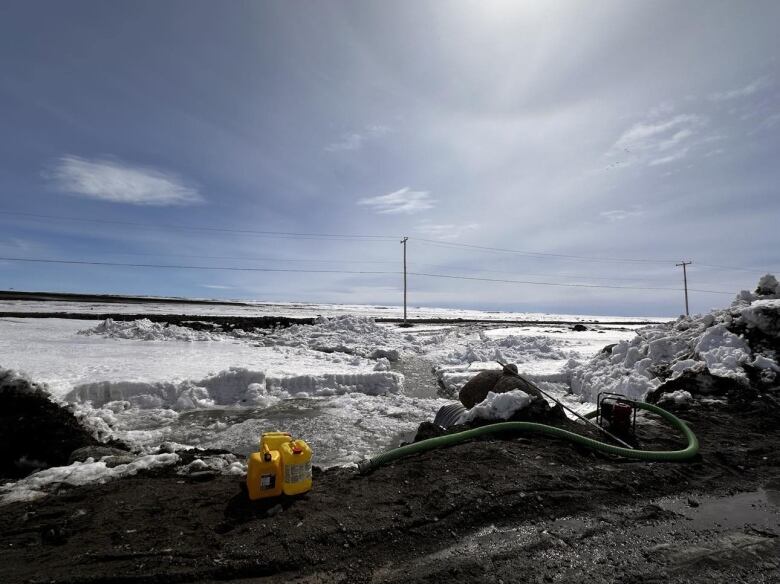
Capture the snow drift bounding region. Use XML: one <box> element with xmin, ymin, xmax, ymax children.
<box><xmin>567</xmin><ymin>275</ymin><xmax>780</xmax><ymax>402</ymax></box>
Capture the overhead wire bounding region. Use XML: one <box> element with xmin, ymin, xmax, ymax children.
<box><xmin>407</xmin><ymin>271</ymin><xmax>734</xmax><ymax>295</ymax></box>
<box><xmin>3</xmin><ymin>209</ymin><xmax>775</xmax><ymax>273</ymax></box>
<box><xmin>0</xmin><ymin>256</ymin><xmax>734</xmax><ymax>294</ymax></box>
<box><xmin>0</xmin><ymin>210</ymin><xmax>398</xmax><ymax>241</ymax></box>
<box><xmin>411</xmin><ymin>237</ymin><xmax>678</xmax><ymax>264</ymax></box>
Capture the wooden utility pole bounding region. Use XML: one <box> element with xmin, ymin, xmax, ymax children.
<box><xmin>676</xmin><ymin>261</ymin><xmax>692</xmax><ymax>316</ymax></box>
<box><xmin>401</xmin><ymin>236</ymin><xmax>408</xmax><ymax>324</ymax></box>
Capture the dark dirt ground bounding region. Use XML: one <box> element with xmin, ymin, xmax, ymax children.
<box><xmin>2</xmin><ymin>397</ymin><xmax>780</xmax><ymax>584</ymax></box>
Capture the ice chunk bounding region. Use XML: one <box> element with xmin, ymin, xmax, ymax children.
<box><xmin>659</xmin><ymin>390</ymin><xmax>693</xmax><ymax>405</ymax></box>
<box><xmin>694</xmin><ymin>325</ymin><xmax>751</xmax><ymax>381</ymax></box>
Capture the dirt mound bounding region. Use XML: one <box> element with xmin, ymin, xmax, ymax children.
<box><xmin>0</xmin><ymin>370</ymin><xmax>123</xmax><ymax>479</ymax></box>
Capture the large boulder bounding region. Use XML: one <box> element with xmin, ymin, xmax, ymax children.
<box><xmin>459</xmin><ymin>364</ymin><xmax>543</xmax><ymax>408</ymax></box>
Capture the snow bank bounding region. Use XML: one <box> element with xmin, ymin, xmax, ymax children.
<box><xmin>79</xmin><ymin>318</ymin><xmax>225</xmax><ymax>342</ymax></box>
<box><xmin>0</xmin><ymin>453</ymin><xmax>179</xmax><ymax>505</ymax></box>
<box><xmin>66</xmin><ymin>366</ymin><xmax>404</xmax><ymax>411</ymax></box>
<box><xmin>264</xmin><ymin>315</ymin><xmax>409</xmax><ymax>360</ymax></box>
<box><xmin>457</xmin><ymin>390</ymin><xmax>532</xmax><ymax>424</ymax></box>
<box><xmin>567</xmin><ymin>275</ymin><xmax>780</xmax><ymax>402</ymax></box>
<box><xmin>423</xmin><ymin>328</ymin><xmax>577</xmax><ymax>394</ymax></box>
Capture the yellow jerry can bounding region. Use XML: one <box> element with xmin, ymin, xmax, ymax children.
<box><xmin>260</xmin><ymin>431</ymin><xmax>292</xmax><ymax>452</ymax></box>
<box><xmin>280</xmin><ymin>439</ymin><xmax>313</xmax><ymax>496</ymax></box>
<box><xmin>246</xmin><ymin>445</ymin><xmax>283</xmax><ymax>500</ymax></box>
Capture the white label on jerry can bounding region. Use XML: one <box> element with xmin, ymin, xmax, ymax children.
<box><xmin>260</xmin><ymin>473</ymin><xmax>276</xmax><ymax>490</ymax></box>
<box><xmin>284</xmin><ymin>461</ymin><xmax>312</xmax><ymax>484</ymax></box>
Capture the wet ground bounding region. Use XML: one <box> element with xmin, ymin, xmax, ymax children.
<box><xmin>1</xmin><ymin>398</ymin><xmax>779</xmax><ymax>583</ymax></box>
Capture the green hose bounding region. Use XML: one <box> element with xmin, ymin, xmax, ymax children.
<box><xmin>357</xmin><ymin>400</ymin><xmax>698</xmax><ymax>474</ymax></box>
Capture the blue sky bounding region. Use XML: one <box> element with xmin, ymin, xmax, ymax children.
<box><xmin>0</xmin><ymin>1</ymin><xmax>778</xmax><ymax>317</ymax></box>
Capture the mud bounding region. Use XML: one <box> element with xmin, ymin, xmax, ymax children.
<box><xmin>1</xmin><ymin>397</ymin><xmax>779</xmax><ymax>583</ymax></box>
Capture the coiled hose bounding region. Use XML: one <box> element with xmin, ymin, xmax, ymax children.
<box><xmin>357</xmin><ymin>400</ymin><xmax>698</xmax><ymax>474</ymax></box>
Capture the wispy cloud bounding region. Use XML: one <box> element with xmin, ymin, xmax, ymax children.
<box><xmin>357</xmin><ymin>187</ymin><xmax>436</xmax><ymax>215</ymax></box>
<box><xmin>605</xmin><ymin>112</ymin><xmax>706</xmax><ymax>170</ymax></box>
<box><xmin>415</xmin><ymin>221</ymin><xmax>479</xmax><ymax>240</ymax></box>
<box><xmin>599</xmin><ymin>207</ymin><xmax>644</xmax><ymax>222</ymax></box>
<box><xmin>649</xmin><ymin>147</ymin><xmax>690</xmax><ymax>166</ymax></box>
<box><xmin>709</xmin><ymin>76</ymin><xmax>771</xmax><ymax>102</ymax></box>
<box><xmin>201</xmin><ymin>284</ymin><xmax>235</xmax><ymax>290</ymax></box>
<box><xmin>325</xmin><ymin>124</ymin><xmax>391</xmax><ymax>152</ymax></box>
<box><xmin>46</xmin><ymin>155</ymin><xmax>203</xmax><ymax>206</ymax></box>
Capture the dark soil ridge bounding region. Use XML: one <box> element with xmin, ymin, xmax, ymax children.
<box><xmin>0</xmin><ymin>291</ymin><xmax>256</xmax><ymax>307</ymax></box>
<box><xmin>1</xmin><ymin>398</ymin><xmax>779</xmax><ymax>583</ymax></box>
<box><xmin>0</xmin><ymin>312</ymin><xmax>661</xmax><ymax>331</ymax></box>
<box><xmin>0</xmin><ymin>372</ymin><xmax>130</xmax><ymax>479</ymax></box>
<box><xmin>0</xmin><ymin>291</ymin><xmax>664</xmax><ymax>326</ymax></box>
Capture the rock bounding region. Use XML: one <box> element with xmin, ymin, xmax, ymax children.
<box><xmin>69</xmin><ymin>446</ymin><xmax>131</xmax><ymax>465</ymax></box>
<box><xmin>601</xmin><ymin>343</ymin><xmax>617</xmax><ymax>355</ymax></box>
<box><xmin>414</xmin><ymin>421</ymin><xmax>446</xmax><ymax>441</ymax></box>
<box><xmin>646</xmin><ymin>369</ymin><xmax>738</xmax><ymax>403</ymax></box>
<box><xmin>572</xmin><ymin>324</ymin><xmax>588</xmax><ymax>332</ymax></box>
<box><xmin>103</xmin><ymin>455</ymin><xmax>139</xmax><ymax>468</ymax></box>
<box><xmin>459</xmin><ymin>369</ymin><xmax>503</xmax><ymax>408</ymax></box>
<box><xmin>368</xmin><ymin>348</ymin><xmax>400</xmax><ymax>362</ymax></box>
<box><xmin>186</xmin><ymin>470</ymin><xmax>218</xmax><ymax>482</ymax></box>
<box><xmin>459</xmin><ymin>364</ymin><xmax>543</xmax><ymax>408</ymax></box>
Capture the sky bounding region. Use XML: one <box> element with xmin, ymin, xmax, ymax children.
<box><xmin>0</xmin><ymin>0</ymin><xmax>778</xmax><ymax>317</ymax></box>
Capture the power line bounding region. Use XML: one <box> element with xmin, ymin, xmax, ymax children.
<box><xmin>0</xmin><ymin>256</ymin><xmax>735</xmax><ymax>294</ymax></box>
<box><xmin>412</xmin><ymin>237</ymin><xmax>677</xmax><ymax>264</ymax></box>
<box><xmin>407</xmin><ymin>271</ymin><xmax>734</xmax><ymax>295</ymax></box>
<box><xmin>0</xmin><ymin>210</ymin><xmax>398</xmax><ymax>241</ymax></box>
<box><xmin>694</xmin><ymin>262</ymin><xmax>780</xmax><ymax>275</ymax></box>
<box><xmin>3</xmin><ymin>209</ymin><xmax>776</xmax><ymax>274</ymax></box>
<box><xmin>90</xmin><ymin>251</ymin><xmax>398</xmax><ymax>265</ymax></box>
<box><xmin>0</xmin><ymin>256</ymin><xmax>398</xmax><ymax>276</ymax></box>
<box><xmin>409</xmin><ymin>262</ymin><xmax>676</xmax><ymax>283</ymax></box>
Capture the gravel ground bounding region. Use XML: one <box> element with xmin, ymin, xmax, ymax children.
<box><xmin>1</xmin><ymin>397</ymin><xmax>779</xmax><ymax>583</ymax></box>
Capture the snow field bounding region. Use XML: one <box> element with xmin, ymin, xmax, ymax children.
<box><xmin>0</xmin><ymin>306</ymin><xmax>665</xmax><ymax>502</ymax></box>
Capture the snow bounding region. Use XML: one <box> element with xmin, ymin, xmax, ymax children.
<box><xmin>0</xmin><ymin>300</ymin><xmax>659</xmax><ymax>502</ymax></box>
<box><xmin>566</xmin><ymin>275</ymin><xmax>780</xmax><ymax>402</ymax></box>
<box><xmin>177</xmin><ymin>454</ymin><xmax>246</xmax><ymax>476</ymax></box>
<box><xmin>457</xmin><ymin>390</ymin><xmax>532</xmax><ymax>424</ymax></box>
<box><xmin>693</xmin><ymin>324</ymin><xmax>751</xmax><ymax>381</ymax></box>
<box><xmin>0</xmin><ymin>453</ymin><xmax>179</xmax><ymax>505</ymax></box>
<box><xmin>79</xmin><ymin>318</ymin><xmax>225</xmax><ymax>341</ymax></box>
<box><xmin>658</xmin><ymin>390</ymin><xmax>694</xmax><ymax>405</ymax></box>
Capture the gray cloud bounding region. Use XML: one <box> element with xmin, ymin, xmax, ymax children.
<box><xmin>46</xmin><ymin>156</ymin><xmax>203</xmax><ymax>206</ymax></box>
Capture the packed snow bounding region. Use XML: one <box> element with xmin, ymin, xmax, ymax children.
<box><xmin>457</xmin><ymin>390</ymin><xmax>532</xmax><ymax>424</ymax></box>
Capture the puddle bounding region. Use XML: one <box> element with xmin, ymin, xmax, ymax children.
<box><xmin>658</xmin><ymin>480</ymin><xmax>780</xmax><ymax>532</ymax></box>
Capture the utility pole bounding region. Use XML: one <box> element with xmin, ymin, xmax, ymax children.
<box><xmin>676</xmin><ymin>261</ymin><xmax>692</xmax><ymax>316</ymax></box>
<box><xmin>400</xmin><ymin>236</ymin><xmax>408</xmax><ymax>324</ymax></box>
